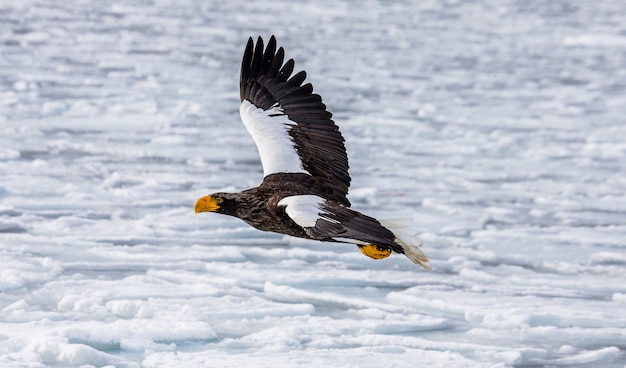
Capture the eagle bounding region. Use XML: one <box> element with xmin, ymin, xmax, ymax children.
<box><xmin>194</xmin><ymin>36</ymin><xmax>430</xmax><ymax>268</ymax></box>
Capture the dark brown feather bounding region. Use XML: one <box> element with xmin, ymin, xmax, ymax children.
<box><xmin>306</xmin><ymin>202</ymin><xmax>405</xmax><ymax>255</ymax></box>
<box><xmin>240</xmin><ymin>35</ymin><xmax>351</xmax><ymax>206</ymax></box>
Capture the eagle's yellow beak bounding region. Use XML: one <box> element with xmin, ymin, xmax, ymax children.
<box><xmin>194</xmin><ymin>196</ymin><xmax>220</xmax><ymax>214</ymax></box>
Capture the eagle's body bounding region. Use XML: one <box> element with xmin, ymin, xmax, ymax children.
<box><xmin>195</xmin><ymin>36</ymin><xmax>430</xmax><ymax>268</ymax></box>
<box><xmin>211</xmin><ymin>174</ymin><xmax>314</xmax><ymax>238</ymax></box>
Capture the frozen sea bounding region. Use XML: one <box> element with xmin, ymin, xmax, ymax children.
<box><xmin>1</xmin><ymin>0</ymin><xmax>626</xmax><ymax>367</ymax></box>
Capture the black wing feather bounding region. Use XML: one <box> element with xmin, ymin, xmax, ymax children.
<box><xmin>307</xmin><ymin>203</ymin><xmax>405</xmax><ymax>255</ymax></box>
<box><xmin>240</xmin><ymin>35</ymin><xmax>351</xmax><ymax>206</ymax></box>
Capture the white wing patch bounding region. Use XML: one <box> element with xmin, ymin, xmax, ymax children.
<box><xmin>278</xmin><ymin>195</ymin><xmax>336</xmax><ymax>228</ymax></box>
<box><xmin>239</xmin><ymin>100</ymin><xmax>308</xmax><ymax>177</ymax></box>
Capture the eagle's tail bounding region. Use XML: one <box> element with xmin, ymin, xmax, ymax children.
<box><xmin>379</xmin><ymin>218</ymin><xmax>431</xmax><ymax>270</ymax></box>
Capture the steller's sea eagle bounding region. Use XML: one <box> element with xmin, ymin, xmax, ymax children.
<box><xmin>195</xmin><ymin>36</ymin><xmax>430</xmax><ymax>268</ymax></box>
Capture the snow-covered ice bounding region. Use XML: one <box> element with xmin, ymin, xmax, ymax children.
<box><xmin>1</xmin><ymin>0</ymin><xmax>625</xmax><ymax>367</ymax></box>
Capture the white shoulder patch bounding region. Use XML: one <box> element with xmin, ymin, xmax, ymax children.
<box><xmin>239</xmin><ymin>100</ymin><xmax>308</xmax><ymax>177</ymax></box>
<box><xmin>277</xmin><ymin>195</ymin><xmax>327</xmax><ymax>228</ymax></box>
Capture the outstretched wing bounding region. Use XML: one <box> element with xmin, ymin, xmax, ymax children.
<box><xmin>239</xmin><ymin>36</ymin><xmax>351</xmax><ymax>204</ymax></box>
<box><xmin>277</xmin><ymin>195</ymin><xmax>431</xmax><ymax>268</ymax></box>
<box><xmin>277</xmin><ymin>194</ymin><xmax>402</xmax><ymax>252</ymax></box>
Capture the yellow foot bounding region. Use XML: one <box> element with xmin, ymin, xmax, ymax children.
<box><xmin>358</xmin><ymin>244</ymin><xmax>391</xmax><ymax>260</ymax></box>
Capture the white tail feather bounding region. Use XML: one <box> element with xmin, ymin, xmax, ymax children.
<box><xmin>379</xmin><ymin>217</ymin><xmax>431</xmax><ymax>270</ymax></box>
<box><xmin>379</xmin><ymin>217</ymin><xmax>413</xmax><ymax>229</ymax></box>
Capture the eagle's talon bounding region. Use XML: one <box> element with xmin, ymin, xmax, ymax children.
<box><xmin>358</xmin><ymin>244</ymin><xmax>391</xmax><ymax>260</ymax></box>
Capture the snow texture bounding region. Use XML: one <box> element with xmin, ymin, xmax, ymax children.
<box><xmin>1</xmin><ymin>0</ymin><xmax>626</xmax><ymax>367</ymax></box>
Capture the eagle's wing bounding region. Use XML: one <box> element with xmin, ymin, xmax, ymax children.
<box><xmin>277</xmin><ymin>195</ymin><xmax>431</xmax><ymax>268</ymax></box>
<box><xmin>239</xmin><ymin>36</ymin><xmax>351</xmax><ymax>205</ymax></box>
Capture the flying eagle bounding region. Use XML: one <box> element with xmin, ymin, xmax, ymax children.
<box><xmin>195</xmin><ymin>36</ymin><xmax>430</xmax><ymax>268</ymax></box>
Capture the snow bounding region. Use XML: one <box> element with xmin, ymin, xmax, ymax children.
<box><xmin>1</xmin><ymin>0</ymin><xmax>625</xmax><ymax>367</ymax></box>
